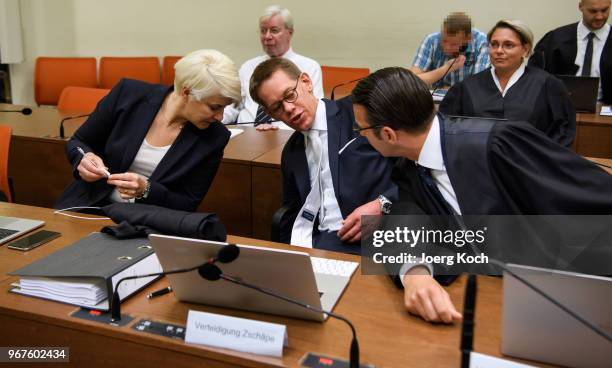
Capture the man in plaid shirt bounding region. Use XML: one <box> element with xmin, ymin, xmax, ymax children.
<box><xmin>410</xmin><ymin>12</ymin><xmax>490</xmax><ymax>89</ymax></box>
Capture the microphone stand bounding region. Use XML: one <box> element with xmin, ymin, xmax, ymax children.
<box><xmin>199</xmin><ymin>253</ymin><xmax>361</xmax><ymax>368</ymax></box>
<box><xmin>110</xmin><ymin>244</ymin><xmax>240</xmax><ymax>322</ymax></box>
<box><xmin>110</xmin><ymin>264</ymin><xmax>201</xmax><ymax>322</ymax></box>
<box><xmin>460</xmin><ymin>274</ymin><xmax>476</xmax><ymax>368</ymax></box>
<box><xmin>431</xmin><ymin>44</ymin><xmax>468</xmax><ymax>94</ymax></box>
<box><xmin>0</xmin><ymin>107</ymin><xmax>32</xmax><ymax>115</ymax></box>
<box><xmin>330</xmin><ymin>77</ymin><xmax>366</xmax><ymax>101</ymax></box>
<box><xmin>220</xmin><ymin>273</ymin><xmax>360</xmax><ymax>367</ymax></box>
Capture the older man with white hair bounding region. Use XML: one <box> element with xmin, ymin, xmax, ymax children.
<box><xmin>223</xmin><ymin>5</ymin><xmax>323</xmax><ymax>129</ymax></box>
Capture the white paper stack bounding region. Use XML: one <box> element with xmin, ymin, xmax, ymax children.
<box><xmin>18</xmin><ymin>277</ymin><xmax>107</xmax><ymax>307</ymax></box>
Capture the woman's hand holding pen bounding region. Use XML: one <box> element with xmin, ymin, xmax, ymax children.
<box><xmin>107</xmin><ymin>172</ymin><xmax>148</xmax><ymax>200</ymax></box>
<box><xmin>77</xmin><ymin>152</ymin><xmax>110</xmax><ymax>182</ymax></box>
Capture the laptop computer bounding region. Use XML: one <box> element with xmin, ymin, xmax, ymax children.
<box><xmin>501</xmin><ymin>264</ymin><xmax>612</xmax><ymax>368</ymax></box>
<box><xmin>148</xmin><ymin>234</ymin><xmax>359</xmax><ymax>321</ymax></box>
<box><xmin>0</xmin><ymin>216</ymin><xmax>45</xmax><ymax>245</ymax></box>
<box><xmin>557</xmin><ymin>75</ymin><xmax>599</xmax><ymax>113</ymax></box>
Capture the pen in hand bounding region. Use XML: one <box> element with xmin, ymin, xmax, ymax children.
<box><xmin>147</xmin><ymin>286</ymin><xmax>173</xmax><ymax>299</ymax></box>
<box><xmin>76</xmin><ymin>147</ymin><xmax>111</xmax><ymax>178</ymax></box>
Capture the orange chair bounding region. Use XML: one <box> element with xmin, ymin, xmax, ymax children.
<box><xmin>0</xmin><ymin>125</ymin><xmax>13</xmax><ymax>202</ymax></box>
<box><xmin>162</xmin><ymin>56</ymin><xmax>182</xmax><ymax>85</ymax></box>
<box><xmin>321</xmin><ymin>66</ymin><xmax>370</xmax><ymax>100</ymax></box>
<box><xmin>99</xmin><ymin>57</ymin><xmax>161</xmax><ymax>89</ymax></box>
<box><xmin>57</xmin><ymin>86</ymin><xmax>110</xmax><ymax>113</ymax></box>
<box><xmin>34</xmin><ymin>57</ymin><xmax>97</xmax><ymax>106</ymax></box>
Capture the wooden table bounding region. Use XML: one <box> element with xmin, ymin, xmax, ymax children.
<box><xmin>197</xmin><ymin>127</ymin><xmax>292</xmax><ymax>237</ymax></box>
<box><xmin>0</xmin><ymin>202</ymin><xmax>553</xmax><ymax>367</ymax></box>
<box><xmin>576</xmin><ymin>105</ymin><xmax>612</xmax><ymax>159</ymax></box>
<box><xmin>252</xmin><ymin>145</ymin><xmax>285</xmax><ymax>240</ymax></box>
<box><xmin>588</xmin><ymin>157</ymin><xmax>612</xmax><ymax>174</ymax></box>
<box><xmin>1</xmin><ymin>104</ymin><xmax>292</xmax><ymax>238</ymax></box>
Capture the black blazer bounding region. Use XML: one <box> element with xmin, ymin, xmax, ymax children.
<box><xmin>55</xmin><ymin>79</ymin><xmax>230</xmax><ymax>212</ymax></box>
<box><xmin>529</xmin><ymin>22</ymin><xmax>612</xmax><ymax>104</ymax></box>
<box><xmin>280</xmin><ymin>97</ymin><xmax>397</xmax><ymax>251</ymax></box>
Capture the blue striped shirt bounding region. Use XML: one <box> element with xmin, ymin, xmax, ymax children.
<box><xmin>412</xmin><ymin>29</ymin><xmax>490</xmax><ymax>87</ymax></box>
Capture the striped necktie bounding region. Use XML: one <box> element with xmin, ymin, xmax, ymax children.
<box><xmin>255</xmin><ymin>105</ymin><xmax>273</xmax><ymax>126</ymax></box>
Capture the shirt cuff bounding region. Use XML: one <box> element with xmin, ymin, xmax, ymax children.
<box><xmin>398</xmin><ymin>261</ymin><xmax>434</xmax><ymax>288</ymax></box>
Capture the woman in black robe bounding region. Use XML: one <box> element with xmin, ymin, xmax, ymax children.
<box><xmin>440</xmin><ymin>20</ymin><xmax>576</xmax><ymax>147</ymax></box>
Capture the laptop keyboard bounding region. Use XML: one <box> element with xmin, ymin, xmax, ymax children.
<box><xmin>310</xmin><ymin>257</ymin><xmax>359</xmax><ymax>278</ymax></box>
<box><xmin>0</xmin><ymin>228</ymin><xmax>19</xmax><ymax>240</ymax></box>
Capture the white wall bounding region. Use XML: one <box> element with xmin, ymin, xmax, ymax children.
<box><xmin>9</xmin><ymin>0</ymin><xmax>580</xmax><ymax>105</ymax></box>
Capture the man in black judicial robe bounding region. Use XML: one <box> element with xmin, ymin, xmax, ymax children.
<box><xmin>351</xmin><ymin>67</ymin><xmax>612</xmax><ymax>324</ymax></box>
<box><xmin>528</xmin><ymin>0</ymin><xmax>612</xmax><ymax>104</ymax></box>
<box><xmin>439</xmin><ymin>65</ymin><xmax>576</xmax><ymax>147</ymax></box>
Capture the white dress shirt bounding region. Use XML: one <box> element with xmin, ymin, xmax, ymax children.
<box><xmin>575</xmin><ymin>21</ymin><xmax>611</xmax><ymax>99</ymax></box>
<box><xmin>109</xmin><ymin>138</ymin><xmax>170</xmax><ymax>203</ymax></box>
<box><xmin>490</xmin><ymin>63</ymin><xmax>526</xmax><ymax>98</ymax></box>
<box><xmin>416</xmin><ymin>115</ymin><xmax>461</xmax><ymax>215</ymax></box>
<box><xmin>222</xmin><ymin>48</ymin><xmax>324</xmax><ymax>124</ymax></box>
<box><xmin>303</xmin><ymin>99</ymin><xmax>343</xmax><ymax>232</ymax></box>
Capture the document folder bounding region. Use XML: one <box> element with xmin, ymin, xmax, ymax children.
<box><xmin>9</xmin><ymin>232</ymin><xmax>163</xmax><ymax>310</ymax></box>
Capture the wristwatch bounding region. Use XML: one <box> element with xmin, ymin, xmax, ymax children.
<box><xmin>378</xmin><ymin>195</ymin><xmax>392</xmax><ymax>215</ymax></box>
<box><xmin>136</xmin><ymin>180</ymin><xmax>151</xmax><ymax>200</ymax></box>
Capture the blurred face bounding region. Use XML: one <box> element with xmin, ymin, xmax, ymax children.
<box><xmin>260</xmin><ymin>15</ymin><xmax>293</xmax><ymax>58</ymax></box>
<box><xmin>580</xmin><ymin>0</ymin><xmax>611</xmax><ymax>30</ymax></box>
<box><xmin>182</xmin><ymin>93</ymin><xmax>233</xmax><ymax>129</ymax></box>
<box><xmin>441</xmin><ymin>29</ymin><xmax>471</xmax><ymax>56</ymax></box>
<box><xmin>489</xmin><ymin>27</ymin><xmax>529</xmax><ymax>74</ymax></box>
<box><xmin>257</xmin><ymin>70</ymin><xmax>317</xmax><ymax>131</ymax></box>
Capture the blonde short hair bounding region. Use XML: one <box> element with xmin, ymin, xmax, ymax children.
<box><xmin>260</xmin><ymin>5</ymin><xmax>294</xmax><ymax>30</ymax></box>
<box><xmin>173</xmin><ymin>49</ymin><xmax>241</xmax><ymax>103</ymax></box>
<box><xmin>488</xmin><ymin>20</ymin><xmax>534</xmax><ymax>56</ymax></box>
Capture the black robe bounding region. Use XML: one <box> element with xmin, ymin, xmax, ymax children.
<box><xmin>385</xmin><ymin>115</ymin><xmax>612</xmax><ymax>286</ymax></box>
<box><xmin>439</xmin><ymin>66</ymin><xmax>576</xmax><ymax>147</ymax></box>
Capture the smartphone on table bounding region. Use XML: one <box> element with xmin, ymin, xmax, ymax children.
<box><xmin>7</xmin><ymin>230</ymin><xmax>61</xmax><ymax>251</ymax></box>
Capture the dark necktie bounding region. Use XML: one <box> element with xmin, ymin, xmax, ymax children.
<box><xmin>416</xmin><ymin>165</ymin><xmax>456</xmax><ymax>216</ymax></box>
<box><xmin>581</xmin><ymin>32</ymin><xmax>596</xmax><ymax>77</ymax></box>
<box><xmin>254</xmin><ymin>105</ymin><xmax>273</xmax><ymax>126</ymax></box>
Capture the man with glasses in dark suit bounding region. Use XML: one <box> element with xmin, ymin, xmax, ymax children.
<box><xmin>249</xmin><ymin>58</ymin><xmax>396</xmax><ymax>254</ymax></box>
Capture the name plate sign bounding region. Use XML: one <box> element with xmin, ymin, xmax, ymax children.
<box><xmin>185</xmin><ymin>310</ymin><xmax>288</xmax><ymax>357</ymax></box>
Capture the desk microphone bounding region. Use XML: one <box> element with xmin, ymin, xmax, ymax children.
<box><xmin>110</xmin><ymin>243</ymin><xmax>239</xmax><ymax>322</ymax></box>
<box><xmin>200</xmin><ymin>247</ymin><xmax>361</xmax><ymax>368</ymax></box>
<box><xmin>431</xmin><ymin>44</ymin><xmax>468</xmax><ymax>95</ymax></box>
<box><xmin>59</xmin><ymin>114</ymin><xmax>90</xmax><ymax>139</ymax></box>
<box><xmin>330</xmin><ymin>77</ymin><xmax>366</xmax><ymax>101</ymax></box>
<box><xmin>224</xmin><ymin>120</ymin><xmax>279</xmax><ymax>127</ymax></box>
<box><xmin>460</xmin><ymin>274</ymin><xmax>476</xmax><ymax>368</ymax></box>
<box><xmin>0</xmin><ymin>107</ymin><xmax>32</xmax><ymax>115</ymax></box>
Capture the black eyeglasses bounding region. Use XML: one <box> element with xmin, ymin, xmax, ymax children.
<box><xmin>352</xmin><ymin>123</ymin><xmax>384</xmax><ymax>133</ymax></box>
<box><xmin>266</xmin><ymin>76</ymin><xmax>301</xmax><ymax>115</ymax></box>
